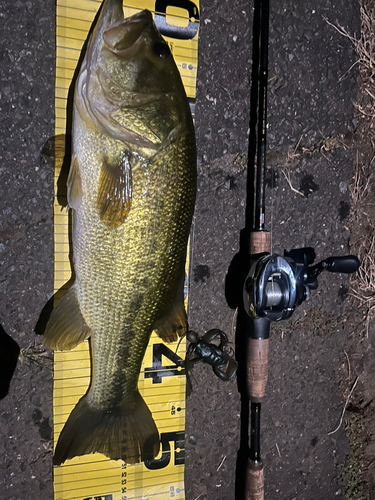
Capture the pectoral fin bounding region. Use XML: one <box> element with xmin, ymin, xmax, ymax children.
<box><xmin>67</xmin><ymin>155</ymin><xmax>83</xmax><ymax>209</ymax></box>
<box><xmin>43</xmin><ymin>287</ymin><xmax>91</xmax><ymax>351</ymax></box>
<box><xmin>97</xmin><ymin>154</ymin><xmax>132</xmax><ymax>230</ymax></box>
<box><xmin>154</xmin><ymin>283</ymin><xmax>187</xmax><ymax>343</ymax></box>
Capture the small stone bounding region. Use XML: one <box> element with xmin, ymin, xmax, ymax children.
<box><xmin>189</xmin><ymin>435</ymin><xmax>197</xmax><ymax>445</ymax></box>
<box><xmin>30</xmin><ymin>393</ymin><xmax>41</xmax><ymax>406</ymax></box>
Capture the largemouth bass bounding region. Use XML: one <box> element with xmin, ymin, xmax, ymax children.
<box><xmin>44</xmin><ymin>0</ymin><xmax>196</xmax><ymax>465</ymax></box>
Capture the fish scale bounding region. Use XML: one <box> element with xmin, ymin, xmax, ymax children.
<box><xmin>44</xmin><ymin>0</ymin><xmax>196</xmax><ymax>466</ymax></box>
<box><xmin>74</xmin><ymin>124</ymin><xmax>195</xmax><ymax>407</ymax></box>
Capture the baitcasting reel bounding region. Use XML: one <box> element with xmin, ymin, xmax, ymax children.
<box><xmin>244</xmin><ymin>247</ymin><xmax>360</xmax><ymax>323</ymax></box>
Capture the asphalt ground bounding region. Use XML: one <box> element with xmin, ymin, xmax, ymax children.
<box><xmin>0</xmin><ymin>0</ymin><xmax>361</xmax><ymax>499</ymax></box>
<box><xmin>188</xmin><ymin>0</ymin><xmax>360</xmax><ymax>499</ymax></box>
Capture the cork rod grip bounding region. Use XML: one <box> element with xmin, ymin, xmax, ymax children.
<box><xmin>246</xmin><ymin>460</ymin><xmax>264</xmax><ymax>500</ymax></box>
<box><xmin>249</xmin><ymin>231</ymin><xmax>271</xmax><ymax>256</ymax></box>
<box><xmin>247</xmin><ymin>230</ymin><xmax>270</xmax><ymax>403</ymax></box>
<box><xmin>247</xmin><ymin>337</ymin><xmax>269</xmax><ymax>402</ymax></box>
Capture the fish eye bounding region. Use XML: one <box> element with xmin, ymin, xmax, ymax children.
<box><xmin>153</xmin><ymin>41</ymin><xmax>171</xmax><ymax>58</ymax></box>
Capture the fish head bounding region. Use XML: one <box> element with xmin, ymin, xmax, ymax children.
<box><xmin>102</xmin><ymin>10</ymin><xmax>181</xmax><ymax>95</ymax></box>
<box><xmin>76</xmin><ymin>1</ymin><xmax>189</xmax><ymax>149</ymax></box>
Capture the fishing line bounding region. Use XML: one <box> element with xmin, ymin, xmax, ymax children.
<box><xmin>270</xmin><ymin>128</ymin><xmax>274</xmax><ymax>255</ymax></box>
<box><xmin>187</xmin><ymin>215</ymin><xmax>196</xmax><ymax>323</ymax></box>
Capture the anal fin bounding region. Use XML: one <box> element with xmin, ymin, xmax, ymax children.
<box><xmin>154</xmin><ymin>283</ymin><xmax>187</xmax><ymax>343</ymax></box>
<box><xmin>43</xmin><ymin>286</ymin><xmax>91</xmax><ymax>351</ymax></box>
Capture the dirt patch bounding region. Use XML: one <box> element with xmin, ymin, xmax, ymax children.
<box><xmin>333</xmin><ymin>2</ymin><xmax>375</xmax><ymax>498</ymax></box>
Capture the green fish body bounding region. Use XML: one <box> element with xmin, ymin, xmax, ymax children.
<box><xmin>44</xmin><ymin>0</ymin><xmax>196</xmax><ymax>465</ymax></box>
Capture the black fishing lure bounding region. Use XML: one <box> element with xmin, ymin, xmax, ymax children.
<box><xmin>184</xmin><ymin>328</ymin><xmax>238</xmax><ymax>382</ymax></box>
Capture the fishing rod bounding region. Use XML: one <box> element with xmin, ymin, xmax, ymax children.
<box><xmin>242</xmin><ymin>0</ymin><xmax>360</xmax><ymax>498</ymax></box>
<box><xmin>244</xmin><ymin>1</ymin><xmax>270</xmax><ymax>497</ymax></box>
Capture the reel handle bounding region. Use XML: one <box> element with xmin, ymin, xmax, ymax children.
<box><xmin>321</xmin><ymin>255</ymin><xmax>360</xmax><ymax>274</ymax></box>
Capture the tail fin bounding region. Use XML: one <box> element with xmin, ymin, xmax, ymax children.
<box><xmin>54</xmin><ymin>391</ymin><xmax>159</xmax><ymax>465</ymax></box>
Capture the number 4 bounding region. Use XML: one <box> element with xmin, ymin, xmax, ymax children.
<box><xmin>144</xmin><ymin>344</ymin><xmax>185</xmax><ymax>384</ymax></box>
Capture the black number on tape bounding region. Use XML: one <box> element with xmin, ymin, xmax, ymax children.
<box><xmin>154</xmin><ymin>0</ymin><xmax>199</xmax><ymax>40</ymax></box>
<box><xmin>144</xmin><ymin>343</ymin><xmax>185</xmax><ymax>383</ymax></box>
<box><xmin>83</xmin><ymin>496</ymin><xmax>113</xmax><ymax>500</ymax></box>
<box><xmin>144</xmin><ymin>431</ymin><xmax>185</xmax><ymax>470</ymax></box>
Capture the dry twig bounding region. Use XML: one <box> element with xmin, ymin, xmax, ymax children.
<box><xmin>344</xmin><ymin>349</ymin><xmax>351</xmax><ymax>381</ymax></box>
<box><xmin>280</xmin><ymin>168</ymin><xmax>304</xmax><ymax>197</ymax></box>
<box><xmin>19</xmin><ymin>340</ymin><xmax>53</xmax><ymax>371</ymax></box>
<box><xmin>327</xmin><ymin>376</ymin><xmax>360</xmax><ymax>436</ymax></box>
<box><xmin>350</xmin><ymin>233</ymin><xmax>375</xmax><ymax>336</ymax></box>
<box><xmin>349</xmin><ymin>155</ymin><xmax>372</xmax><ymax>211</ymax></box>
<box><xmin>287</xmin><ymin>134</ymin><xmax>303</xmax><ymax>160</ymax></box>
<box><xmin>324</xmin><ymin>7</ymin><xmax>375</xmax><ymax>81</ymax></box>
<box><xmin>231</xmin><ymin>307</ymin><xmax>238</xmax><ymax>338</ymax></box>
<box><xmin>216</xmin><ymin>455</ymin><xmax>227</xmax><ymax>471</ymax></box>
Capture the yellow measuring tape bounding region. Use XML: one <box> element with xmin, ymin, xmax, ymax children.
<box><xmin>53</xmin><ymin>1</ymin><xmax>199</xmax><ymax>498</ymax></box>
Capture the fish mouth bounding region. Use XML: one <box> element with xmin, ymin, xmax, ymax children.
<box><xmin>75</xmin><ymin>7</ymin><xmax>165</xmax><ymax>150</ymax></box>
<box><xmin>103</xmin><ymin>10</ymin><xmax>155</xmax><ymax>54</ymax></box>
